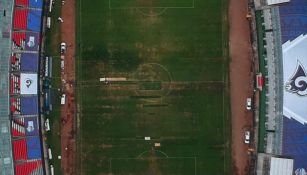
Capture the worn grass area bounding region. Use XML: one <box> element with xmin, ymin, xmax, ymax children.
<box><xmin>77</xmin><ymin>0</ymin><xmax>230</xmax><ymax>174</ymax></box>
<box><xmin>44</xmin><ymin>0</ymin><xmax>63</xmax><ymax>174</ymax></box>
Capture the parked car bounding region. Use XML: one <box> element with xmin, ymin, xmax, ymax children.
<box><xmin>244</xmin><ymin>131</ymin><xmax>250</xmax><ymax>144</ymax></box>
<box><xmin>60</xmin><ymin>42</ymin><xmax>67</xmax><ymax>54</ymax></box>
<box><xmin>246</xmin><ymin>98</ymin><xmax>252</xmax><ymax>110</ymax></box>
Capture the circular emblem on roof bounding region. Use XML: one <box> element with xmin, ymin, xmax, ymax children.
<box><xmin>25</xmin><ymin>78</ymin><xmax>32</xmax><ymax>88</ymax></box>
<box><xmin>285</xmin><ymin>61</ymin><xmax>307</xmax><ymax>96</ymax></box>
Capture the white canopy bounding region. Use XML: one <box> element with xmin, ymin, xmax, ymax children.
<box><xmin>20</xmin><ymin>73</ymin><xmax>37</xmax><ymax>95</ymax></box>
<box><xmin>270</xmin><ymin>157</ymin><xmax>293</xmax><ymax>175</ymax></box>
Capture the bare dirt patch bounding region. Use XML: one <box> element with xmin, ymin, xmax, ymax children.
<box><xmin>60</xmin><ymin>0</ymin><xmax>76</xmax><ymax>174</ymax></box>
<box><xmin>229</xmin><ymin>0</ymin><xmax>254</xmax><ymax>174</ymax></box>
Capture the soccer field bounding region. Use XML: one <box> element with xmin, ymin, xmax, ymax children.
<box><xmin>76</xmin><ymin>0</ymin><xmax>230</xmax><ymax>174</ymax></box>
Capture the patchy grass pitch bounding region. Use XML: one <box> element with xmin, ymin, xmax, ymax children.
<box><xmin>76</xmin><ymin>0</ymin><xmax>230</xmax><ymax>174</ymax></box>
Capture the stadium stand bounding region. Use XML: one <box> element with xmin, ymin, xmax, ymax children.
<box><xmin>5</xmin><ymin>0</ymin><xmax>45</xmax><ymax>173</ymax></box>
<box><xmin>11</xmin><ymin>53</ymin><xmax>21</xmax><ymax>72</ymax></box>
<box><xmin>11</xmin><ymin>120</ymin><xmax>26</xmax><ymax>137</ymax></box>
<box><xmin>13</xmin><ymin>9</ymin><xmax>28</xmax><ymax>30</ymax></box>
<box><xmin>10</xmin><ymin>98</ymin><xmax>21</xmax><ymax>115</ymax></box>
<box><xmin>24</xmin><ymin>117</ymin><xmax>39</xmax><ymax>136</ymax></box>
<box><xmin>20</xmin><ymin>53</ymin><xmax>39</xmax><ymax>72</ymax></box>
<box><xmin>29</xmin><ymin>0</ymin><xmax>43</xmax><ymax>9</ymax></box>
<box><xmin>25</xmin><ymin>32</ymin><xmax>40</xmax><ymax>51</ymax></box>
<box><xmin>12</xmin><ymin>139</ymin><xmax>27</xmax><ymax>160</ymax></box>
<box><xmin>27</xmin><ymin>10</ymin><xmax>42</xmax><ymax>32</ymax></box>
<box><xmin>15</xmin><ymin>160</ymin><xmax>43</xmax><ymax>175</ymax></box>
<box><xmin>15</xmin><ymin>0</ymin><xmax>29</xmax><ymax>7</ymax></box>
<box><xmin>20</xmin><ymin>97</ymin><xmax>38</xmax><ymax>115</ymax></box>
<box><xmin>12</xmin><ymin>32</ymin><xmax>26</xmax><ymax>48</ymax></box>
<box><xmin>10</xmin><ymin>74</ymin><xmax>20</xmax><ymax>95</ymax></box>
<box><xmin>26</xmin><ymin>137</ymin><xmax>42</xmax><ymax>159</ymax></box>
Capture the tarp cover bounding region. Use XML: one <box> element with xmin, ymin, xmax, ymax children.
<box><xmin>26</xmin><ymin>137</ymin><xmax>41</xmax><ymax>159</ymax></box>
<box><xmin>20</xmin><ymin>97</ymin><xmax>38</xmax><ymax>115</ymax></box>
<box><xmin>27</xmin><ymin>10</ymin><xmax>42</xmax><ymax>32</ymax></box>
<box><xmin>20</xmin><ymin>73</ymin><xmax>37</xmax><ymax>95</ymax></box>
<box><xmin>24</xmin><ymin>117</ymin><xmax>39</xmax><ymax>136</ymax></box>
<box><xmin>282</xmin><ymin>34</ymin><xmax>307</xmax><ymax>124</ymax></box>
<box><xmin>29</xmin><ymin>0</ymin><xmax>43</xmax><ymax>9</ymax></box>
<box><xmin>20</xmin><ymin>53</ymin><xmax>39</xmax><ymax>72</ymax></box>
<box><xmin>25</xmin><ymin>32</ymin><xmax>40</xmax><ymax>51</ymax></box>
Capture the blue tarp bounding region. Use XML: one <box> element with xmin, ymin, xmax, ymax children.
<box><xmin>20</xmin><ymin>97</ymin><xmax>38</xmax><ymax>115</ymax></box>
<box><xmin>29</xmin><ymin>0</ymin><xmax>43</xmax><ymax>9</ymax></box>
<box><xmin>279</xmin><ymin>0</ymin><xmax>307</xmax><ymax>42</ymax></box>
<box><xmin>26</xmin><ymin>136</ymin><xmax>42</xmax><ymax>159</ymax></box>
<box><xmin>27</xmin><ymin>10</ymin><xmax>42</xmax><ymax>32</ymax></box>
<box><xmin>25</xmin><ymin>32</ymin><xmax>40</xmax><ymax>51</ymax></box>
<box><xmin>282</xmin><ymin>117</ymin><xmax>307</xmax><ymax>171</ymax></box>
<box><xmin>25</xmin><ymin>117</ymin><xmax>39</xmax><ymax>136</ymax></box>
<box><xmin>20</xmin><ymin>53</ymin><xmax>39</xmax><ymax>72</ymax></box>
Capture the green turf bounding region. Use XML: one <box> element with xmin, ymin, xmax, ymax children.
<box><xmin>77</xmin><ymin>0</ymin><xmax>230</xmax><ymax>174</ymax></box>
<box><xmin>109</xmin><ymin>0</ymin><xmax>194</xmax><ymax>8</ymax></box>
<box><xmin>44</xmin><ymin>0</ymin><xmax>63</xmax><ymax>174</ymax></box>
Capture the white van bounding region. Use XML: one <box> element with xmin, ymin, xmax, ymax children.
<box><xmin>61</xmin><ymin>94</ymin><xmax>66</xmax><ymax>105</ymax></box>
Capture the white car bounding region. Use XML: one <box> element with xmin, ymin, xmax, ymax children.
<box><xmin>246</xmin><ymin>98</ymin><xmax>252</xmax><ymax>110</ymax></box>
<box><xmin>60</xmin><ymin>42</ymin><xmax>67</xmax><ymax>54</ymax></box>
<box><xmin>244</xmin><ymin>131</ymin><xmax>250</xmax><ymax>144</ymax></box>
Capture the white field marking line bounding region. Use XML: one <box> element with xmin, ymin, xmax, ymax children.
<box><xmin>194</xmin><ymin>157</ymin><xmax>197</xmax><ymax>175</ymax></box>
<box><xmin>109</xmin><ymin>159</ymin><xmax>112</xmax><ymax>173</ymax></box>
<box><xmin>78</xmin><ymin>0</ymin><xmax>84</xmax><ymax>173</ymax></box>
<box><xmin>220</xmin><ymin>0</ymin><xmax>227</xmax><ymax>172</ymax></box>
<box><xmin>110</xmin><ymin>156</ymin><xmax>196</xmax><ymax>160</ymax></box>
<box><xmin>108</xmin><ymin>0</ymin><xmax>195</xmax><ymax>10</ymax></box>
<box><xmin>136</xmin><ymin>8</ymin><xmax>168</xmax><ymax>17</ymax></box>
<box><xmin>110</xmin><ymin>6</ymin><xmax>195</xmax><ymax>10</ymax></box>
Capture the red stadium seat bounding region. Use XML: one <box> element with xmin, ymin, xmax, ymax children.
<box><xmin>12</xmin><ymin>121</ymin><xmax>26</xmax><ymax>137</ymax></box>
<box><xmin>15</xmin><ymin>160</ymin><xmax>42</xmax><ymax>175</ymax></box>
<box><xmin>13</xmin><ymin>9</ymin><xmax>28</xmax><ymax>30</ymax></box>
<box><xmin>12</xmin><ymin>139</ymin><xmax>27</xmax><ymax>160</ymax></box>
<box><xmin>12</xmin><ymin>32</ymin><xmax>26</xmax><ymax>47</ymax></box>
<box><xmin>15</xmin><ymin>0</ymin><xmax>29</xmax><ymax>7</ymax></box>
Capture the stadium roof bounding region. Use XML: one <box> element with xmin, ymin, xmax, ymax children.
<box><xmin>270</xmin><ymin>157</ymin><xmax>294</xmax><ymax>175</ymax></box>
<box><xmin>20</xmin><ymin>73</ymin><xmax>38</xmax><ymax>95</ymax></box>
<box><xmin>21</xmin><ymin>53</ymin><xmax>39</xmax><ymax>72</ymax></box>
<box><xmin>282</xmin><ymin>34</ymin><xmax>307</xmax><ymax>124</ymax></box>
